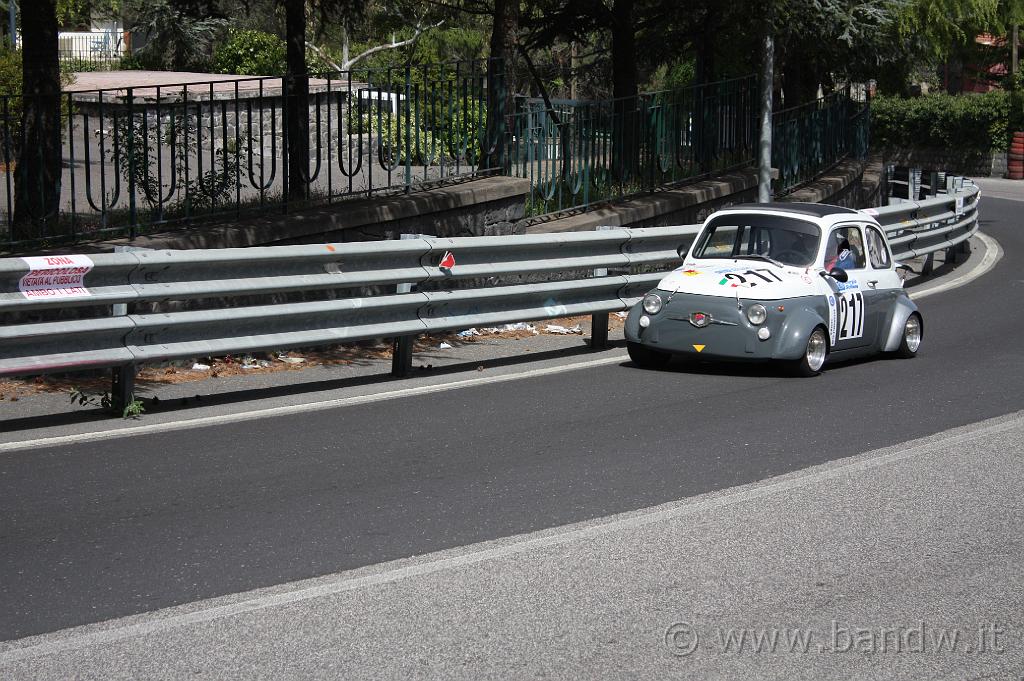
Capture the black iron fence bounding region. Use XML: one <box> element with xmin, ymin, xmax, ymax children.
<box><xmin>1</xmin><ymin>60</ymin><xmax>500</xmax><ymax>252</ymax></box>
<box><xmin>509</xmin><ymin>76</ymin><xmax>758</xmax><ymax>215</ymax></box>
<box><xmin>771</xmin><ymin>85</ymin><xmax>870</xmax><ymax>195</ymax></box>
<box><xmin>56</xmin><ymin>31</ymin><xmax>129</xmax><ymax>68</ymax></box>
<box><xmin>0</xmin><ymin>59</ymin><xmax>872</xmax><ymax>252</ymax></box>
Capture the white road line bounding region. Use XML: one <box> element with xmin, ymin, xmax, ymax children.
<box><xmin>909</xmin><ymin>231</ymin><xmax>1002</xmax><ymax>301</ymax></box>
<box><xmin>2</xmin><ymin>411</ymin><xmax>1020</xmax><ymax>664</ymax></box>
<box><xmin>0</xmin><ymin>354</ymin><xmax>629</xmax><ymax>453</ymax></box>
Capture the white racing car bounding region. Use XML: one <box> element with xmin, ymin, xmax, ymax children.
<box><xmin>624</xmin><ymin>203</ymin><xmax>923</xmax><ymax>376</ymax></box>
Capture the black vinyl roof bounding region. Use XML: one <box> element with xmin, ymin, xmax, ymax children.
<box><xmin>724</xmin><ymin>202</ymin><xmax>862</xmax><ymax>218</ymax></box>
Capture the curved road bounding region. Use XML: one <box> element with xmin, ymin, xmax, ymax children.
<box><xmin>0</xmin><ymin>197</ymin><xmax>1022</xmax><ymax>648</ymax></box>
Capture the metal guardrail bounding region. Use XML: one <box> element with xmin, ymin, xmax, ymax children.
<box><xmin>0</xmin><ymin>185</ymin><xmax>979</xmax><ymax>408</ymax></box>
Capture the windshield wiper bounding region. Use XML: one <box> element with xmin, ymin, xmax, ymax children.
<box><xmin>735</xmin><ymin>254</ymin><xmax>784</xmax><ymax>268</ymax></box>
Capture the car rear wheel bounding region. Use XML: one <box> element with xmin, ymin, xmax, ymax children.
<box><xmin>894</xmin><ymin>312</ymin><xmax>923</xmax><ymax>359</ymax></box>
<box><xmin>627</xmin><ymin>341</ymin><xmax>671</xmax><ymax>369</ymax></box>
<box><xmin>791</xmin><ymin>326</ymin><xmax>828</xmax><ymax>377</ymax></box>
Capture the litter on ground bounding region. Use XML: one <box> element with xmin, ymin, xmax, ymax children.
<box><xmin>438</xmin><ymin>342</ymin><xmax>453</xmax><ymax>350</ymax></box>
<box><xmin>483</xmin><ymin>323</ymin><xmax>538</xmax><ymax>334</ymax></box>
<box><xmin>543</xmin><ymin>324</ymin><xmax>583</xmax><ymax>335</ymax></box>
<box><xmin>191</xmin><ymin>363</ymin><xmax>211</xmax><ymax>371</ymax></box>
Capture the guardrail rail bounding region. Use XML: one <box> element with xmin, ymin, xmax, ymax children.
<box><xmin>0</xmin><ymin>183</ymin><xmax>980</xmax><ymax>411</ymax></box>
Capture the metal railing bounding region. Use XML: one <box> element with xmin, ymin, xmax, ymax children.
<box><xmin>0</xmin><ymin>60</ymin><xmax>500</xmax><ymax>252</ymax></box>
<box><xmin>0</xmin><ymin>184</ymin><xmax>979</xmax><ymax>410</ymax></box>
<box><xmin>510</xmin><ymin>76</ymin><xmax>758</xmax><ymax>215</ymax></box>
<box><xmin>772</xmin><ymin>86</ymin><xmax>870</xmax><ymax>195</ymax></box>
<box><xmin>56</xmin><ymin>31</ymin><xmax>128</xmax><ymax>68</ymax></box>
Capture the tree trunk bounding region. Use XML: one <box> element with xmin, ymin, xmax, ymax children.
<box><xmin>284</xmin><ymin>0</ymin><xmax>309</xmax><ymax>202</ymax></box>
<box><xmin>610</xmin><ymin>0</ymin><xmax>637</xmax><ymax>182</ymax></box>
<box><xmin>484</xmin><ymin>0</ymin><xmax>518</xmax><ymax>171</ymax></box>
<box><xmin>14</xmin><ymin>0</ymin><xmax>61</xmax><ymax>242</ymax></box>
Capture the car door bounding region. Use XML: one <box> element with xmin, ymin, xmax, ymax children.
<box><xmin>862</xmin><ymin>224</ymin><xmax>903</xmax><ymax>348</ymax></box>
<box><xmin>823</xmin><ymin>223</ymin><xmax>876</xmax><ymax>351</ymax></box>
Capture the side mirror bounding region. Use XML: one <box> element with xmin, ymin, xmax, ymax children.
<box><xmin>824</xmin><ymin>268</ymin><xmax>849</xmax><ymax>282</ymax></box>
<box><xmin>895</xmin><ymin>263</ymin><xmax>914</xmax><ymax>280</ymax></box>
<box><xmin>677</xmin><ymin>245</ymin><xmax>687</xmax><ymax>259</ymax></box>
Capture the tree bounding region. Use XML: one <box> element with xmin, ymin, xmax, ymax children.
<box><xmin>129</xmin><ymin>0</ymin><xmax>226</xmax><ymax>71</ymax></box>
<box><xmin>14</xmin><ymin>0</ymin><xmax>61</xmax><ymax>240</ymax></box>
<box><xmin>278</xmin><ymin>0</ymin><xmax>362</xmax><ymax>201</ymax></box>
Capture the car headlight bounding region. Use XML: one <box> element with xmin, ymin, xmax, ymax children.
<box><xmin>643</xmin><ymin>293</ymin><xmax>663</xmax><ymax>315</ymax></box>
<box><xmin>746</xmin><ymin>303</ymin><xmax>767</xmax><ymax>326</ymax></box>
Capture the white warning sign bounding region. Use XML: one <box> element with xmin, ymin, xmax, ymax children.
<box><xmin>19</xmin><ymin>254</ymin><xmax>94</xmax><ymax>299</ymax></box>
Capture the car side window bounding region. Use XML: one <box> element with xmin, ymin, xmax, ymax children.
<box><xmin>865</xmin><ymin>226</ymin><xmax>892</xmax><ymax>269</ymax></box>
<box><xmin>825</xmin><ymin>226</ymin><xmax>866</xmax><ymax>270</ymax></box>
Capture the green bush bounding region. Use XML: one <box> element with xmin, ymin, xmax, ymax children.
<box><xmin>0</xmin><ymin>46</ymin><xmax>20</xmax><ymax>96</ymax></box>
<box><xmin>871</xmin><ymin>91</ymin><xmax>1011</xmax><ymax>152</ymax></box>
<box><xmin>212</xmin><ymin>29</ymin><xmax>335</xmax><ymax>77</ymax></box>
<box><xmin>213</xmin><ymin>29</ymin><xmax>287</xmax><ymax>76</ymax></box>
<box><xmin>117</xmin><ymin>54</ymin><xmax>148</xmax><ymax>71</ymax></box>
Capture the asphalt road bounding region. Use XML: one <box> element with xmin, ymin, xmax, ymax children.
<box><xmin>3</xmin><ymin>412</ymin><xmax>1022</xmax><ymax>680</ymax></box>
<box><xmin>1</xmin><ymin>196</ymin><xmax>1022</xmax><ymax>654</ymax></box>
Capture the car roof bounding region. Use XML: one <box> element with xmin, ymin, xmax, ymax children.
<box><xmin>720</xmin><ymin>202</ymin><xmax>863</xmax><ymax>219</ymax></box>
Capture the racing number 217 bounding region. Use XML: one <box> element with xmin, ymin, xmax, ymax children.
<box><xmin>838</xmin><ymin>291</ymin><xmax>865</xmax><ymax>340</ymax></box>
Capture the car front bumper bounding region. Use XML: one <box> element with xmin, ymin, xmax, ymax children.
<box><xmin>624</xmin><ymin>291</ymin><xmax>822</xmax><ymax>361</ymax></box>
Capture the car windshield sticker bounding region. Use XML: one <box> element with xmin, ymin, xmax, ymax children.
<box><xmin>827</xmin><ymin>294</ymin><xmax>838</xmax><ymax>345</ymax></box>
<box><xmin>838</xmin><ymin>291</ymin><xmax>865</xmax><ymax>340</ymax></box>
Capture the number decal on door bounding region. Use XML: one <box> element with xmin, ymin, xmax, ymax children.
<box><xmin>838</xmin><ymin>291</ymin><xmax>865</xmax><ymax>340</ymax></box>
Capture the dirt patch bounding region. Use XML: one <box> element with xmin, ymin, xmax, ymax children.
<box><xmin>0</xmin><ymin>314</ymin><xmax>627</xmax><ymax>399</ymax></box>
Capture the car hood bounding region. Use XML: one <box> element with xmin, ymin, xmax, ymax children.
<box><xmin>656</xmin><ymin>260</ymin><xmax>826</xmax><ymax>300</ymax></box>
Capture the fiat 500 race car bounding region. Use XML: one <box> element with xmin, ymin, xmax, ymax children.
<box><xmin>624</xmin><ymin>203</ymin><xmax>923</xmax><ymax>376</ymax></box>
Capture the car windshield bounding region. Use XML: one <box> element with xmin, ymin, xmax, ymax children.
<box><xmin>692</xmin><ymin>214</ymin><xmax>821</xmax><ymax>267</ymax></box>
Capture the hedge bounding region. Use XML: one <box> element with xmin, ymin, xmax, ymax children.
<box><xmin>212</xmin><ymin>29</ymin><xmax>334</xmax><ymax>77</ymax></box>
<box><xmin>871</xmin><ymin>91</ymin><xmax>1012</xmax><ymax>153</ymax></box>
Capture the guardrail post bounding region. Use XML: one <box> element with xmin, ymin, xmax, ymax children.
<box><xmin>909</xmin><ymin>167</ymin><xmax>921</xmax><ymax>201</ymax></box>
<box><xmin>391</xmin><ymin>233</ymin><xmax>421</xmax><ymax>377</ymax></box>
<box><xmin>111</xmin><ymin>244</ymin><xmax>143</xmax><ymax>412</ymax></box>
<box><xmin>590</xmin><ymin>225</ymin><xmax>614</xmax><ymax>350</ymax></box>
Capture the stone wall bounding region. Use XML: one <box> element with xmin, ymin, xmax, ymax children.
<box><xmin>781</xmin><ymin>155</ymin><xmax>883</xmax><ymax>208</ymax></box>
<box><xmin>103</xmin><ymin>175</ymin><xmax>530</xmax><ymax>251</ymax></box>
<box><xmin>881</xmin><ymin>147</ymin><xmax>1006</xmax><ymax>178</ymax></box>
<box><xmin>520</xmin><ymin>169</ymin><xmax>761</xmax><ymax>234</ymax></box>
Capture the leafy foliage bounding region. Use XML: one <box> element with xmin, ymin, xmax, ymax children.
<box><xmin>212</xmin><ymin>29</ymin><xmax>287</xmax><ymax>75</ymax></box>
<box><xmin>69</xmin><ymin>387</ymin><xmax>145</xmax><ymax>419</ymax></box>
<box><xmin>212</xmin><ymin>28</ymin><xmax>338</xmax><ymax>76</ymax></box>
<box><xmin>109</xmin><ymin>108</ymin><xmax>242</xmax><ymax>216</ymax></box>
<box><xmin>871</xmin><ymin>91</ymin><xmax>1011</xmax><ymax>151</ymax></box>
<box><xmin>129</xmin><ymin>0</ymin><xmax>227</xmax><ymax>71</ymax></box>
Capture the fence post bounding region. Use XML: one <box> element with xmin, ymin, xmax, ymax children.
<box><xmin>391</xmin><ymin>233</ymin><xmax>422</xmax><ymax>377</ymax></box>
<box><xmin>126</xmin><ymin>88</ymin><xmax>137</xmax><ymax>236</ymax></box>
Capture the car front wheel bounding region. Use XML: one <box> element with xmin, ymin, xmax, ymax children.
<box><xmin>791</xmin><ymin>326</ymin><xmax>828</xmax><ymax>377</ymax></box>
<box><xmin>893</xmin><ymin>312</ymin><xmax>923</xmax><ymax>358</ymax></box>
<box><xmin>627</xmin><ymin>341</ymin><xmax>671</xmax><ymax>369</ymax></box>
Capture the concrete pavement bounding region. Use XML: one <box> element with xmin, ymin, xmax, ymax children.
<box><xmin>2</xmin><ymin>411</ymin><xmax>1022</xmax><ymax>679</ymax></box>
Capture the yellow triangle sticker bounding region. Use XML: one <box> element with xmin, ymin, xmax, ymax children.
<box><xmin>693</xmin><ymin>344</ymin><xmax>705</xmax><ymax>353</ymax></box>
